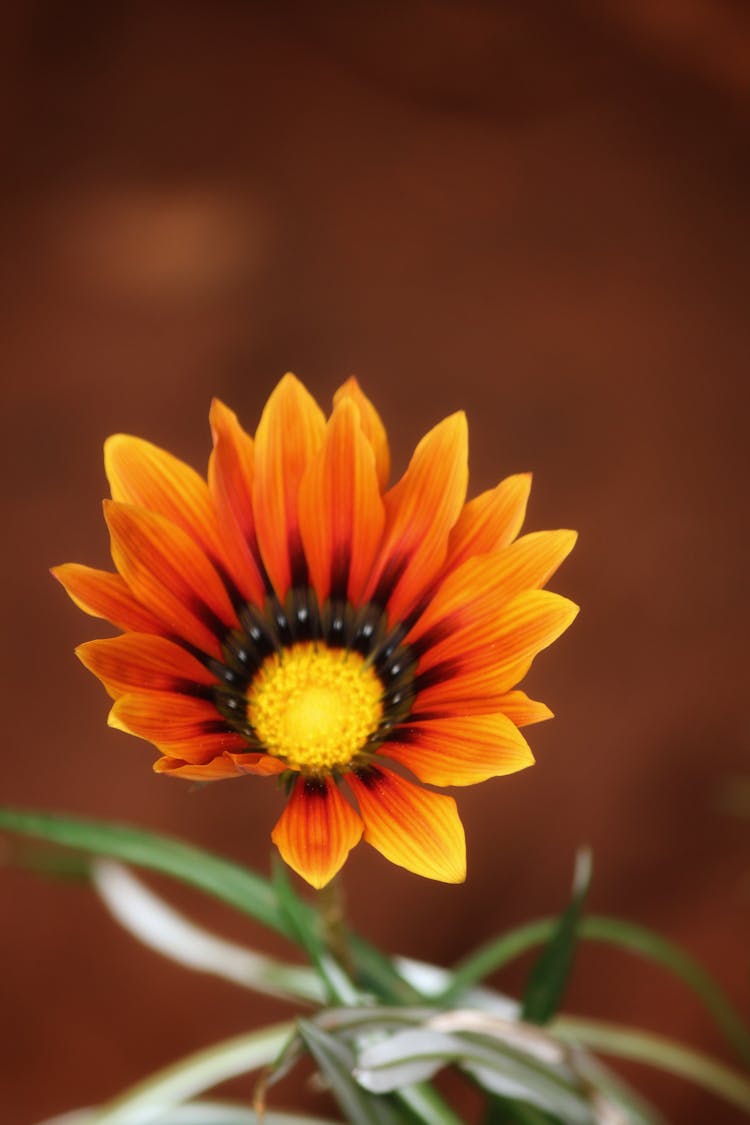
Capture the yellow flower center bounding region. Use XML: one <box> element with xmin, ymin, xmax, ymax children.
<box><xmin>247</xmin><ymin>643</ymin><xmax>383</xmax><ymax>774</ymax></box>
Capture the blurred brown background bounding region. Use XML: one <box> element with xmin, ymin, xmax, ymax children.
<box><xmin>2</xmin><ymin>2</ymin><xmax>749</xmax><ymax>1122</ymax></box>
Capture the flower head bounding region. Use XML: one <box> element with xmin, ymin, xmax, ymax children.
<box><xmin>53</xmin><ymin>374</ymin><xmax>578</xmax><ymax>888</ymax></box>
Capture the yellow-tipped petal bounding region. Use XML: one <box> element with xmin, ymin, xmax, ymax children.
<box><xmin>348</xmin><ymin>766</ymin><xmax>466</xmax><ymax>883</ymax></box>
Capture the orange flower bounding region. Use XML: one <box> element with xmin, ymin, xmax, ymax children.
<box><xmin>53</xmin><ymin>375</ymin><xmax>578</xmax><ymax>888</ymax></box>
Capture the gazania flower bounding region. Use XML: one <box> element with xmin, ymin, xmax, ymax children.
<box><xmin>53</xmin><ymin>375</ymin><xmax>577</xmax><ymax>888</ymax></box>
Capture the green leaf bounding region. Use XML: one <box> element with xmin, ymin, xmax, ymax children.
<box><xmin>0</xmin><ymin>809</ymin><xmax>286</xmax><ymax>932</ymax></box>
<box><xmin>316</xmin><ymin>1004</ymin><xmax>435</xmax><ymax>1039</ymax></box>
<box><xmin>441</xmin><ymin>909</ymin><xmax>750</xmax><ymax>1067</ymax></box>
<box><xmin>553</xmin><ymin>1015</ymin><xmax>750</xmax><ymax>1116</ymax></box>
<box><xmin>352</xmin><ymin>937</ymin><xmax>424</xmax><ymax>1005</ymax></box>
<box><xmin>44</xmin><ymin>1103</ymin><xmax>344</xmax><ymax>1124</ymax></box>
<box><xmin>260</xmin><ymin>1014</ymin><xmax>461</xmax><ymax>1125</ymax></box>
<box><xmin>521</xmin><ymin>849</ymin><xmax>592</xmax><ymax>1025</ymax></box>
<box><xmin>395</xmin><ymin>1083</ymin><xmax>466</xmax><ymax>1125</ymax></box>
<box><xmin>0</xmin><ymin>808</ymin><xmax>418</xmax><ymax>1004</ymax></box>
<box><xmin>6</xmin><ymin>839</ymin><xmax>92</xmax><ymax>882</ymax></box>
<box><xmin>92</xmin><ymin>859</ymin><xmax>324</xmax><ymax>1004</ymax></box>
<box><xmin>296</xmin><ymin>1019</ymin><xmax>404</xmax><ymax>1125</ymax></box>
<box><xmin>439</xmin><ymin>919</ymin><xmax>552</xmax><ymax>1006</ymax></box>
<box><xmin>482</xmin><ymin>1100</ymin><xmax>558</xmax><ymax>1125</ymax></box>
<box><xmin>320</xmin><ymin>998</ymin><xmax>658</xmax><ymax>1124</ymax></box>
<box><xmin>272</xmin><ymin>860</ymin><xmax>359</xmax><ymax>1005</ymax></box>
<box><xmin>88</xmin><ymin>1022</ymin><xmax>295</xmax><ymax>1124</ymax></box>
<box><xmin>576</xmin><ymin>916</ymin><xmax>750</xmax><ymax>1069</ymax></box>
<box><xmin>569</xmin><ymin>1053</ymin><xmax>665</xmax><ymax>1125</ymax></box>
<box><xmin>353</xmin><ymin>1024</ymin><xmax>595</xmax><ymax>1124</ymax></box>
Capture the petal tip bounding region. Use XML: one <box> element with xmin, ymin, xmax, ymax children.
<box><xmin>547</xmin><ymin>528</ymin><xmax>578</xmax><ymax>568</ymax></box>
<box><xmin>552</xmin><ymin>595</ymin><xmax>580</xmax><ymax>633</ymax></box>
<box><xmin>443</xmin><ymin>855</ymin><xmax>467</xmax><ymax>885</ymax></box>
<box><xmin>106</xmin><ymin>701</ymin><xmax>130</xmax><ymax>734</ymax></box>
<box><xmin>103</xmin><ymin>433</ymin><xmax>142</xmax><ymax>484</ymax></box>
<box><xmin>103</xmin><ymin>432</ymin><xmax>127</xmax><ymax>455</ymax></box>
<box><xmin>334</xmin><ymin>373</ymin><xmax>356</xmax><ymax>393</ymax></box>
<box><xmin>208</xmin><ymin>396</ymin><xmax>233</xmax><ymax>426</ymax></box>
<box><xmin>271</xmin><ymin>777</ymin><xmax>363</xmax><ymax>889</ymax></box>
<box><xmin>302</xmin><ymin>868</ymin><xmax>333</xmax><ymax>891</ymax></box>
<box><xmin>276</xmin><ymin>371</ymin><xmax>304</xmax><ymax>395</ymax></box>
<box><xmin>505</xmin><ymin>470</ymin><xmax>533</xmax><ymax>489</ymax></box>
<box><xmin>437</xmin><ymin>411</ymin><xmax>469</xmax><ymax>460</ymax></box>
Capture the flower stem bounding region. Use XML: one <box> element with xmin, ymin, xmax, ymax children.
<box><xmin>317</xmin><ymin>874</ymin><xmax>354</xmax><ymax>977</ymax></box>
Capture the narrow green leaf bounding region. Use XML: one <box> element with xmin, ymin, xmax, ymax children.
<box><xmin>441</xmin><ymin>910</ymin><xmax>750</xmax><ymax>1067</ymax></box>
<box><xmin>483</xmin><ymin>1099</ymin><xmax>558</xmax><ymax>1125</ymax></box>
<box><xmin>440</xmin><ymin>919</ymin><xmax>552</xmax><ymax>1006</ymax></box>
<box><xmin>88</xmin><ymin>1022</ymin><xmax>295</xmax><ymax>1124</ymax></box>
<box><xmin>0</xmin><ymin>809</ymin><xmax>286</xmax><ymax>932</ymax></box>
<box><xmin>395</xmin><ymin>956</ymin><xmax>520</xmax><ymax>1017</ymax></box>
<box><xmin>304</xmin><ymin>929</ymin><xmax>422</xmax><ymax>1006</ymax></box>
<box><xmin>317</xmin><ymin>1005</ymin><xmax>435</xmax><ymax>1036</ymax></box>
<box><xmin>577</xmin><ymin>916</ymin><xmax>750</xmax><ymax>1069</ymax></box>
<box><xmin>296</xmin><ymin>1019</ymin><xmax>403</xmax><ymax>1125</ymax></box>
<box><xmin>481</xmin><ymin>1096</ymin><xmax>507</xmax><ymax>1125</ymax></box>
<box><xmin>570</xmin><ymin>1053</ymin><xmax>665</xmax><ymax>1125</ymax></box>
<box><xmin>258</xmin><ymin>1016</ymin><xmax>460</xmax><ymax>1124</ymax></box>
<box><xmin>351</xmin><ymin>936</ymin><xmax>424</xmax><ymax>1004</ymax></box>
<box><xmin>93</xmin><ymin>860</ymin><xmax>324</xmax><ymax>1004</ymax></box>
<box><xmin>0</xmin><ymin>808</ymin><xmax>419</xmax><ymax>1004</ymax></box>
<box><xmin>553</xmin><ymin>1016</ymin><xmax>750</xmax><ymax>1115</ymax></box>
<box><xmin>7</xmin><ymin>840</ymin><xmax>92</xmax><ymax>882</ymax></box>
<box><xmin>521</xmin><ymin>849</ymin><xmax>592</xmax><ymax>1025</ymax></box>
<box><xmin>44</xmin><ymin>1106</ymin><xmax>344</xmax><ymax>1125</ymax></box>
<box><xmin>395</xmin><ymin>1082</ymin><xmax>466</xmax><ymax>1125</ymax></box>
<box><xmin>272</xmin><ymin>860</ymin><xmax>360</xmax><ymax>1005</ymax></box>
<box><xmin>42</xmin><ymin>1109</ymin><xmax>344</xmax><ymax>1125</ymax></box>
<box><xmin>357</xmin><ymin>1025</ymin><xmax>594</xmax><ymax>1123</ymax></box>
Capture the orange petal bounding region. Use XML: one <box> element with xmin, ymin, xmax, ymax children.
<box><xmin>415</xmin><ymin>588</ymin><xmax>578</xmax><ymax>710</ymax></box>
<box><xmin>446</xmin><ymin>473</ymin><xmax>532</xmax><ymax>571</ymax></box>
<box><xmin>154</xmin><ymin>752</ymin><xmax>284</xmax><ymax>780</ymax></box>
<box><xmin>347</xmin><ymin>766</ymin><xmax>466</xmax><ymax>883</ymax></box>
<box><xmin>379</xmin><ymin>713</ymin><xmax>534</xmax><ymax>787</ymax></box>
<box><xmin>227</xmin><ymin>752</ymin><xmax>287</xmax><ymax>776</ymax></box>
<box><xmin>409</xmin><ymin>530</ymin><xmax>577</xmax><ymax>665</ymax></box>
<box><xmin>51</xmin><ymin>564</ymin><xmax>164</xmax><ymax>634</ymax></box>
<box><xmin>207</xmin><ymin>399</ymin><xmax>267</xmax><ymax>606</ymax></box>
<box><xmin>253</xmin><ymin>374</ymin><xmax>326</xmax><ymax>600</ymax></box>
<box><xmin>415</xmin><ymin>657</ymin><xmax>534</xmax><ymax>715</ymax></box>
<box><xmin>76</xmin><ymin>633</ymin><xmax>217</xmax><ymax>700</ymax></box>
<box><xmin>364</xmin><ymin>413</ymin><xmax>468</xmax><ymax>625</ymax></box>
<box><xmin>410</xmin><ymin>685</ymin><xmax>530</xmax><ymax>717</ymax></box>
<box><xmin>104</xmin><ymin>434</ymin><xmax>226</xmax><ymax>564</ymax></box>
<box><xmin>333</xmin><ymin>376</ymin><xmax>391</xmax><ymax>491</ymax></box>
<box><xmin>271</xmin><ymin>775</ymin><xmax>363</xmax><ymax>889</ymax></box>
<box><xmin>105</xmin><ymin>500</ymin><xmax>238</xmax><ymax>657</ymax></box>
<box><xmin>496</xmin><ymin>689</ymin><xmax>553</xmax><ymax>727</ymax></box>
<box><xmin>208</xmin><ymin>399</ymin><xmax>255</xmax><ymax>542</ymax></box>
<box><xmin>298</xmin><ymin>398</ymin><xmax>385</xmax><ymax>606</ymax></box>
<box><xmin>109</xmin><ymin>691</ymin><xmax>246</xmax><ymax>762</ymax></box>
